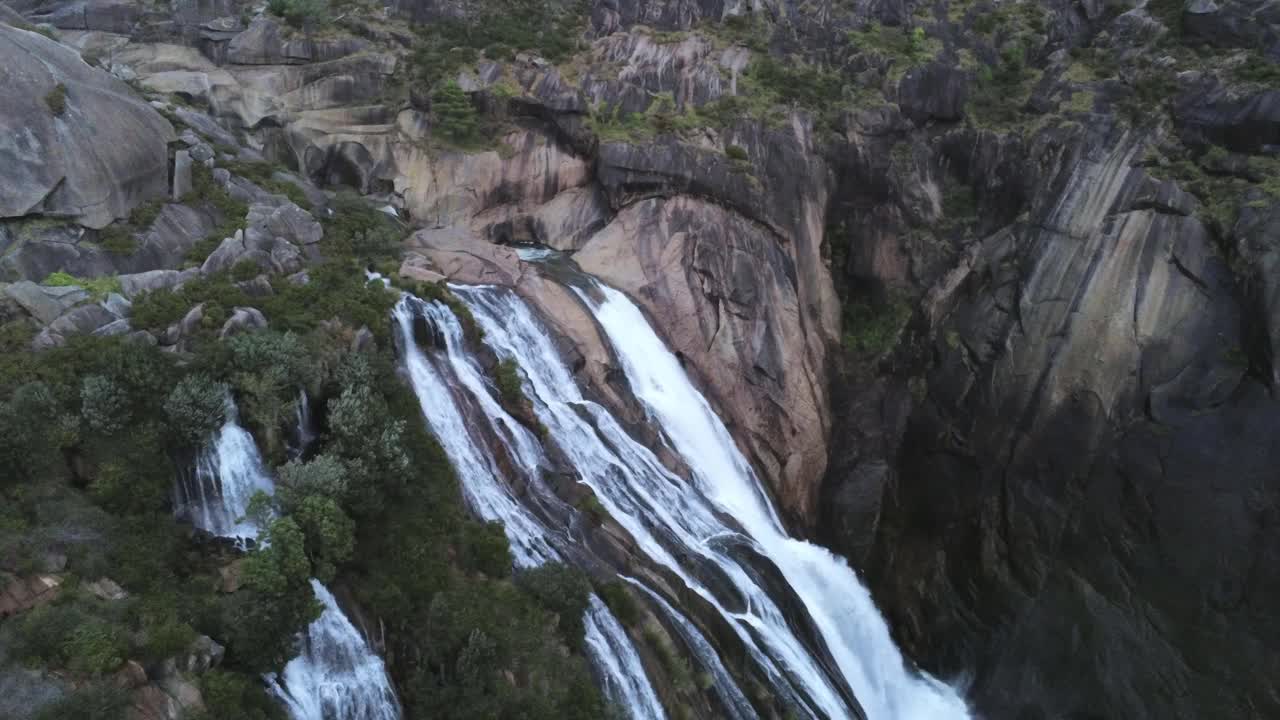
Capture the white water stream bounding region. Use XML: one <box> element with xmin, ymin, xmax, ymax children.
<box><xmin>392</xmin><ymin>297</ymin><xmax>666</xmax><ymax>720</ymax></box>
<box><xmin>447</xmin><ymin>283</ymin><xmax>970</xmax><ymax>720</ymax></box>
<box><xmin>268</xmin><ymin>580</ymin><xmax>401</xmax><ymax>720</ymax></box>
<box><xmin>579</xmin><ymin>283</ymin><xmax>972</xmax><ymax>720</ymax></box>
<box><xmin>178</xmin><ymin>398</ymin><xmax>275</xmax><ymax>540</ymax></box>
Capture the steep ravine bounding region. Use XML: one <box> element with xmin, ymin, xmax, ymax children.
<box><xmin>1</xmin><ymin>0</ymin><xmax>1278</xmax><ymax>718</ymax></box>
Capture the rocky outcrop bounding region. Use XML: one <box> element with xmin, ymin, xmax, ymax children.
<box><xmin>0</xmin><ymin>23</ymin><xmax>174</xmax><ymax>229</ymax></box>
<box><xmin>0</xmin><ymin>572</ymin><xmax>62</xmax><ymax>618</ymax></box>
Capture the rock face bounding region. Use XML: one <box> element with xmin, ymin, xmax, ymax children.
<box><xmin>0</xmin><ymin>23</ymin><xmax>174</xmax><ymax>228</ymax></box>
<box><xmin>576</xmin><ymin>196</ymin><xmax>832</xmax><ymax>521</ymax></box>
<box><xmin>823</xmin><ymin>118</ymin><xmax>1280</xmax><ymax>719</ymax></box>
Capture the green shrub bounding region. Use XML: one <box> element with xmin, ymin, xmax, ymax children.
<box><xmin>163</xmin><ymin>374</ymin><xmax>228</xmax><ymax>443</ymax></box>
<box><xmin>64</xmin><ymin>619</ymin><xmax>130</xmax><ymax>674</ymax></box>
<box><xmin>597</xmin><ymin>581</ymin><xmax>641</xmax><ymax>626</ymax></box>
<box><xmin>81</xmin><ymin>375</ymin><xmax>130</xmax><ymax>434</ymax></box>
<box><xmin>231</xmin><ymin>258</ymin><xmax>263</xmax><ymax>282</ymax></box>
<box><xmin>243</xmin><ymin>517</ymin><xmax>313</xmax><ymax>596</ymax></box>
<box><xmin>129</xmin><ymin>200</ymin><xmax>164</xmax><ymax>229</ymax></box>
<box><xmin>293</xmin><ymin>493</ymin><xmax>354</xmax><ymax>582</ymax></box>
<box><xmin>432</xmin><ymin>81</ymin><xmax>481</xmax><ymax>146</ymax></box>
<box><xmin>192</xmin><ymin>163</ymin><xmax>249</xmax><ymax>241</ymax></box>
<box><xmin>129</xmin><ymin>288</ymin><xmax>190</xmax><ymax>331</ymax></box>
<box><xmin>725</xmin><ymin>144</ymin><xmax>749</xmax><ymax>161</ymax></box>
<box><xmin>576</xmin><ymin>493</ymin><xmax>608</xmax><ymax>526</ymax></box>
<box><xmin>842</xmin><ymin>298</ymin><xmax>911</xmax><ymax>355</ymax></box>
<box><xmin>45</xmin><ymin>83</ymin><xmax>68</xmax><ymax>115</ymax></box>
<box><xmin>42</xmin><ymin>272</ymin><xmax>121</xmax><ymax>299</ymax></box>
<box><xmin>195</xmin><ymin>670</ymin><xmax>285</xmax><ymax>720</ymax></box>
<box><xmin>98</xmin><ymin>224</ymin><xmax>138</xmax><ymax>255</ymax></box>
<box><xmin>460</xmin><ymin>520</ymin><xmax>513</xmax><ymax>578</ymax></box>
<box><xmin>185</xmin><ymin>235</ymin><xmax>225</xmax><ymax>267</ymax></box>
<box><xmin>493</xmin><ymin>358</ymin><xmax>524</xmax><ymax>406</ymax></box>
<box><xmin>268</xmin><ymin>0</ymin><xmax>327</xmax><ymax>27</ymax></box>
<box><xmin>323</xmin><ymin>193</ymin><xmax>402</xmax><ymax>261</ymax></box>
<box><xmin>516</xmin><ymin>563</ymin><xmax>592</xmax><ymax>650</ymax></box>
<box><xmin>143</xmin><ymin>618</ymin><xmax>198</xmax><ymax>661</ymax></box>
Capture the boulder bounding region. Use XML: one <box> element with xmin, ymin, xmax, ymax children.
<box><xmin>33</xmin><ymin>303</ymin><xmax>118</xmax><ymax>348</ymax></box>
<box><xmin>244</xmin><ymin>201</ymin><xmax>323</xmax><ymax>260</ymax></box>
<box><xmin>218</xmin><ymin>306</ymin><xmax>266</xmax><ymax>338</ymax></box>
<box><xmin>4</xmin><ymin>281</ymin><xmax>88</xmax><ymax>324</ymax></box>
<box><xmin>397</xmin><ymin>252</ymin><xmax>446</xmax><ymax>284</ymax></box>
<box><xmin>85</xmin><ymin>577</ymin><xmax>129</xmax><ymax>601</ymax></box>
<box><xmin>118</xmin><ymin>269</ymin><xmax>189</xmax><ymax>298</ymax></box>
<box><xmin>0</xmin><ymin>573</ymin><xmax>62</xmax><ymax>618</ymax></box>
<box><xmin>0</xmin><ymin>24</ymin><xmax>174</xmax><ymax>228</ymax></box>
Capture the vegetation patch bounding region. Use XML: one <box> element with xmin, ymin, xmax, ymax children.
<box><xmin>842</xmin><ymin>297</ymin><xmax>912</xmax><ymax>356</ymax></box>
<box><xmin>42</xmin><ymin>272</ymin><xmax>122</xmax><ymax>300</ymax></box>
<box><xmin>44</xmin><ymin>83</ymin><xmax>68</xmax><ymax>116</ymax></box>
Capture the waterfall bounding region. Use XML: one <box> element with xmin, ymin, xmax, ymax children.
<box><xmin>288</xmin><ymin>390</ymin><xmax>317</xmax><ymax>461</ymax></box>
<box><xmin>584</xmin><ymin>594</ymin><xmax>670</xmax><ymax>720</ymax></box>
<box><xmin>269</xmin><ymin>580</ymin><xmax>401</xmax><ymax>720</ymax></box>
<box><xmin>578</xmin><ymin>283</ymin><xmax>972</xmax><ymax>720</ymax></box>
<box><xmin>392</xmin><ymin>297</ymin><xmax>666</xmax><ymax>720</ymax></box>
<box><xmin>173</xmin><ymin>398</ymin><xmax>401</xmax><ymax>720</ymax></box>
<box><xmin>453</xmin><ymin>286</ymin><xmax>842</xmax><ymax>717</ymax></box>
<box><xmin>450</xmin><ymin>283</ymin><xmax>971</xmax><ymax>719</ymax></box>
<box><xmin>176</xmin><ymin>398</ymin><xmax>275</xmax><ymax>540</ymax></box>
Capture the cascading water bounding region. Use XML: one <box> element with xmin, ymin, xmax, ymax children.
<box><xmin>176</xmin><ymin>396</ymin><xmax>275</xmax><ymax>540</ymax></box>
<box><xmin>392</xmin><ymin>297</ymin><xmax>666</xmax><ymax>720</ymax></box>
<box><xmin>577</xmin><ymin>283</ymin><xmax>972</xmax><ymax>720</ymax></box>
<box><xmin>454</xmin><ymin>286</ymin><xmax>847</xmax><ymax>717</ymax></box>
<box><xmin>288</xmin><ymin>390</ymin><xmax>317</xmax><ymax>461</ymax></box>
<box><xmin>269</xmin><ymin>580</ymin><xmax>401</xmax><ymax>720</ymax></box>
<box><xmin>175</xmin><ymin>397</ymin><xmax>400</xmax><ymax>720</ymax></box>
<box><xmin>450</xmin><ymin>283</ymin><xmax>970</xmax><ymax>719</ymax></box>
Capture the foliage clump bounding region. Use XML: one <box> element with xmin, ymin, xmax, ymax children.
<box><xmin>164</xmin><ymin>374</ymin><xmax>228</xmax><ymax>443</ymax></box>
<box><xmin>42</xmin><ymin>271</ymin><xmax>121</xmax><ymax>300</ymax></box>
<box><xmin>267</xmin><ymin>0</ymin><xmax>327</xmax><ymax>28</ymax></box>
<box><xmin>44</xmin><ymin>83</ymin><xmax>67</xmax><ymax>116</ymax></box>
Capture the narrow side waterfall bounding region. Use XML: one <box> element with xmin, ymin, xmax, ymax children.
<box><xmin>288</xmin><ymin>390</ymin><xmax>317</xmax><ymax>461</ymax></box>
<box><xmin>624</xmin><ymin>578</ymin><xmax>759</xmax><ymax>720</ymax></box>
<box><xmin>174</xmin><ymin>396</ymin><xmax>401</xmax><ymax>720</ymax></box>
<box><xmin>269</xmin><ymin>580</ymin><xmax>401</xmax><ymax>720</ymax></box>
<box><xmin>176</xmin><ymin>397</ymin><xmax>275</xmax><ymax>540</ymax></box>
<box><xmin>392</xmin><ymin>297</ymin><xmax>666</xmax><ymax>720</ymax></box>
<box><xmin>581</xmin><ymin>283</ymin><xmax>972</xmax><ymax>720</ymax></box>
<box><xmin>584</xmin><ymin>594</ymin><xmax>670</xmax><ymax>720</ymax></box>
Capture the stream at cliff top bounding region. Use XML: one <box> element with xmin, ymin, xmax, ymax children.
<box><xmin>422</xmin><ymin>282</ymin><xmax>972</xmax><ymax>720</ymax></box>
<box><xmin>177</xmin><ymin>398</ymin><xmax>401</xmax><ymax>720</ymax></box>
<box><xmin>392</xmin><ymin>298</ymin><xmax>668</xmax><ymax>719</ymax></box>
